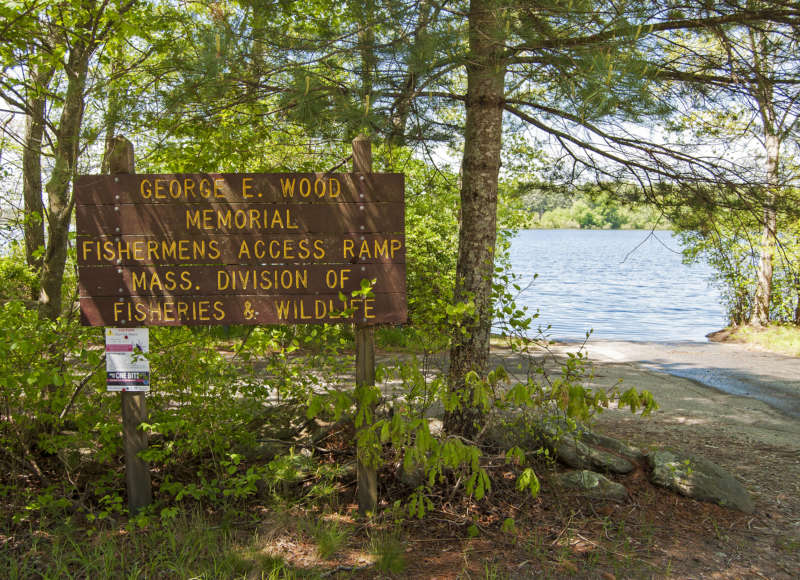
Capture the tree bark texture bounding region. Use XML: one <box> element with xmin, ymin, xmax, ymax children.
<box><xmin>348</xmin><ymin>0</ymin><xmax>376</xmax><ymax>140</ymax></box>
<box><xmin>38</xmin><ymin>43</ymin><xmax>91</xmax><ymax>320</ymax></box>
<box><xmin>795</xmin><ymin>290</ymin><xmax>800</xmax><ymax>325</ymax></box>
<box><xmin>388</xmin><ymin>0</ymin><xmax>436</xmax><ymax>146</ymax></box>
<box><xmin>751</xmin><ymin>131</ymin><xmax>779</xmax><ymax>327</ymax></box>
<box><xmin>444</xmin><ymin>0</ymin><xmax>506</xmax><ymax>438</ymax></box>
<box><xmin>22</xmin><ymin>63</ymin><xmax>54</xmax><ymax>280</ymax></box>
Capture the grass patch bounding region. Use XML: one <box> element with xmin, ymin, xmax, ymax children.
<box><xmin>0</xmin><ymin>510</ymin><xmax>302</xmax><ymax>580</ymax></box>
<box><xmin>727</xmin><ymin>324</ymin><xmax>800</xmax><ymax>356</ymax></box>
<box><xmin>307</xmin><ymin>518</ymin><xmax>351</xmax><ymax>559</ymax></box>
<box><xmin>369</xmin><ymin>532</ymin><xmax>407</xmax><ymax>575</ymax></box>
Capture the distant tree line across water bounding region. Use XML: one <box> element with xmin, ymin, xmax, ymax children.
<box><xmin>507</xmin><ymin>183</ymin><xmax>664</xmax><ymax>230</ymax></box>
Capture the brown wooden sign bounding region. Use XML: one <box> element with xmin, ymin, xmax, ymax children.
<box><xmin>76</xmin><ymin>202</ymin><xmax>403</xmax><ymax>236</ymax></box>
<box><xmin>79</xmin><ymin>264</ymin><xmax>406</xmax><ymax>297</ymax></box>
<box><xmin>77</xmin><ymin>234</ymin><xmax>405</xmax><ymax>266</ymax></box>
<box><xmin>75</xmin><ymin>173</ymin><xmax>403</xmax><ymax>205</ymax></box>
<box><xmin>76</xmin><ymin>172</ymin><xmax>406</xmax><ymax>327</ymax></box>
<box><xmin>80</xmin><ymin>294</ymin><xmax>406</xmax><ymax>326</ymax></box>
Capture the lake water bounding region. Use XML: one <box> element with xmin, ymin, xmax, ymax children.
<box><xmin>506</xmin><ymin>230</ymin><xmax>727</xmax><ymax>342</ymax></box>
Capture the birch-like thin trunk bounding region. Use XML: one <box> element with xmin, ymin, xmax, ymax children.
<box><xmin>751</xmin><ymin>131</ymin><xmax>779</xmax><ymax>327</ymax></box>
<box><xmin>38</xmin><ymin>44</ymin><xmax>91</xmax><ymax>320</ymax></box>
<box><xmin>388</xmin><ymin>0</ymin><xmax>435</xmax><ymax>146</ymax></box>
<box><xmin>444</xmin><ymin>0</ymin><xmax>505</xmax><ymax>438</ymax></box>
<box><xmin>22</xmin><ymin>63</ymin><xmax>54</xmax><ymax>282</ymax></box>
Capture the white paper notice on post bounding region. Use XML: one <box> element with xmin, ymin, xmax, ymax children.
<box><xmin>105</xmin><ymin>328</ymin><xmax>150</xmax><ymax>392</ymax></box>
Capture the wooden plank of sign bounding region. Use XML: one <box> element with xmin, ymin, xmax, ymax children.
<box><xmin>76</xmin><ymin>203</ymin><xmax>404</xmax><ymax>237</ymax></box>
<box><xmin>80</xmin><ymin>293</ymin><xmax>408</xmax><ymax>326</ymax></box>
<box><xmin>79</xmin><ymin>263</ymin><xmax>406</xmax><ymax>297</ymax></box>
<box><xmin>74</xmin><ymin>173</ymin><xmax>404</xmax><ymax>205</ymax></box>
<box><xmin>76</xmin><ymin>234</ymin><xmax>406</xmax><ymax>266</ymax></box>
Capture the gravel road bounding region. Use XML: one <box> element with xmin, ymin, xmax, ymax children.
<box><xmin>568</xmin><ymin>340</ymin><xmax>800</xmax><ymax>419</ymax></box>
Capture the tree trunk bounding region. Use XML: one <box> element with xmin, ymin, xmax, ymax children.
<box><xmin>348</xmin><ymin>0</ymin><xmax>376</xmax><ymax>140</ymax></box>
<box><xmin>22</xmin><ymin>63</ymin><xmax>54</xmax><ymax>283</ymax></box>
<box><xmin>100</xmin><ymin>44</ymin><xmax>125</xmax><ymax>175</ymax></box>
<box><xmin>38</xmin><ymin>44</ymin><xmax>91</xmax><ymax>320</ymax></box>
<box><xmin>444</xmin><ymin>0</ymin><xmax>505</xmax><ymax>438</ymax></box>
<box><xmin>795</xmin><ymin>289</ymin><xmax>800</xmax><ymax>325</ymax></box>
<box><xmin>751</xmin><ymin>131</ymin><xmax>779</xmax><ymax>327</ymax></box>
<box><xmin>388</xmin><ymin>0</ymin><xmax>436</xmax><ymax>146</ymax></box>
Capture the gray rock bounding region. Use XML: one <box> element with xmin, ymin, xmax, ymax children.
<box><xmin>556</xmin><ymin>470</ymin><xmax>628</xmax><ymax>502</ymax></box>
<box><xmin>484</xmin><ymin>418</ymin><xmax>539</xmax><ymax>451</ymax></box>
<box><xmin>540</xmin><ymin>423</ymin><xmax>637</xmax><ymax>474</ymax></box>
<box><xmin>578</xmin><ymin>429</ymin><xmax>645</xmax><ymax>463</ymax></box>
<box><xmin>648</xmin><ymin>449</ymin><xmax>754</xmax><ymax>513</ymax></box>
<box><xmin>399</xmin><ymin>462</ymin><xmax>426</xmax><ymax>488</ymax></box>
<box><xmin>554</xmin><ymin>433</ymin><xmax>635</xmax><ymax>473</ymax></box>
<box><xmin>485</xmin><ymin>418</ymin><xmax>642</xmax><ymax>474</ymax></box>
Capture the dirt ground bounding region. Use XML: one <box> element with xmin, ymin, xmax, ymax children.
<box><xmin>583</xmin><ymin>355</ymin><xmax>799</xmax><ymax>578</ymax></box>
<box><xmin>366</xmin><ymin>345</ymin><xmax>800</xmax><ymax>578</ymax></box>
<box><xmin>260</xmin><ymin>344</ymin><xmax>800</xmax><ymax>578</ymax></box>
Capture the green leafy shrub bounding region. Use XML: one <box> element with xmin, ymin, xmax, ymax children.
<box><xmin>0</xmin><ymin>248</ymin><xmax>39</xmax><ymax>300</ymax></box>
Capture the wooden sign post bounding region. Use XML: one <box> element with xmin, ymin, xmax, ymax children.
<box><xmin>353</xmin><ymin>136</ymin><xmax>377</xmax><ymax>515</ymax></box>
<box><xmin>75</xmin><ymin>136</ymin><xmax>404</xmax><ymax>516</ymax></box>
<box><xmin>108</xmin><ymin>137</ymin><xmax>152</xmax><ymax>514</ymax></box>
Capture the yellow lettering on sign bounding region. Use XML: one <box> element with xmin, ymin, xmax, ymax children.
<box><xmin>249</xmin><ymin>209</ymin><xmax>262</xmax><ymax>229</ymax></box>
<box><xmin>373</xmin><ymin>239</ymin><xmax>388</xmax><ymax>258</ymax></box>
<box><xmin>185</xmin><ymin>209</ymin><xmax>298</xmax><ymax>231</ymax></box>
<box><xmin>341</xmin><ymin>238</ymin><xmax>403</xmax><ymax>260</ymax></box>
<box><xmin>161</xmin><ymin>240</ymin><xmax>177</xmax><ymax>261</ymax></box>
<box><xmin>329</xmin><ymin>177</ymin><xmax>341</xmax><ymax>198</ymax></box>
<box><xmin>130</xmin><ymin>270</ymin><xmax>194</xmax><ymax>292</ymax></box>
<box><xmin>81</xmin><ymin>238</ymin><xmax>223</xmax><ymax>264</ymax></box>
<box><xmin>280</xmin><ymin>178</ymin><xmax>295</xmax><ymax>198</ymax></box>
<box><xmin>324</xmin><ymin>268</ymin><xmax>351</xmax><ymax>289</ymax></box>
<box><xmin>216</xmin><ymin>268</ymin><xmax>308</xmax><ymax>291</ymax></box>
<box><xmin>213</xmin><ymin>178</ymin><xmax>225</xmax><ymax>198</ymax></box>
<box><xmin>162</xmin><ymin>301</ymin><xmax>175</xmax><ymax>322</ymax></box>
<box><xmin>109</xmin><ymin>299</ymin><xmax>229</xmax><ymax>323</ymax></box>
<box><xmin>132</xmin><ymin>241</ymin><xmax>145</xmax><ymax>261</ymax></box>
<box><xmin>102</xmin><ymin>240</ymin><xmax>115</xmax><ymax>261</ymax></box>
<box><xmin>242</xmin><ymin>177</ymin><xmax>254</xmax><ymax>198</ymax></box>
<box><xmin>208</xmin><ymin>240</ymin><xmax>220</xmax><ymax>260</ymax></box>
<box><xmin>169</xmin><ymin>179</ymin><xmax>181</xmax><ymax>199</ymax></box>
<box><xmin>132</xmin><ymin>271</ymin><xmax>146</xmax><ymax>292</ymax></box>
<box><xmin>217</xmin><ymin>210</ymin><xmax>232</xmax><ymax>229</ymax></box>
<box><xmin>343</xmin><ymin>239</ymin><xmax>354</xmax><ymax>259</ymax></box>
<box><xmin>279</xmin><ymin>176</ymin><xmax>341</xmax><ymax>200</ymax></box>
<box><xmin>299</xmin><ymin>178</ymin><xmax>311</xmax><ymax>198</ymax></box>
<box><xmin>154</xmin><ymin>179</ymin><xmax>168</xmax><ymax>199</ymax></box>
<box><xmin>199</xmin><ymin>178</ymin><xmax>212</xmax><ymax>198</ymax></box>
<box><xmin>364</xmin><ymin>298</ymin><xmax>375</xmax><ymax>319</ymax></box>
<box><xmin>213</xmin><ymin>301</ymin><xmax>225</xmax><ymax>321</ymax></box>
<box><xmin>186</xmin><ymin>210</ymin><xmax>202</xmax><ymax>230</ymax></box>
<box><xmin>271</xmin><ymin>296</ymin><xmax>377</xmax><ymax>322</ymax></box>
<box><xmin>183</xmin><ymin>178</ymin><xmax>196</xmax><ymax>199</ymax></box>
<box><xmin>136</xmin><ymin>303</ymin><xmax>144</xmax><ymax>322</ymax></box>
<box><xmin>146</xmin><ymin>240</ymin><xmax>158</xmax><ymax>260</ymax></box>
<box><xmin>140</xmin><ymin>179</ymin><xmax>152</xmax><ymax>199</ymax></box>
<box><xmin>81</xmin><ymin>240</ymin><xmax>95</xmax><ymax>261</ymax></box>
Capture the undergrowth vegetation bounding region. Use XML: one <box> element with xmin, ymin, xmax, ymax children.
<box><xmin>0</xmin><ymin>250</ymin><xmax>657</xmax><ymax>577</ymax></box>
<box><xmin>722</xmin><ymin>324</ymin><xmax>800</xmax><ymax>357</ymax></box>
<box><xmin>0</xmin><ymin>156</ymin><xmax>657</xmax><ymax>577</ymax></box>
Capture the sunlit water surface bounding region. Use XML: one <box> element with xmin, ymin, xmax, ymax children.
<box><xmin>505</xmin><ymin>229</ymin><xmax>726</xmax><ymax>342</ymax></box>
